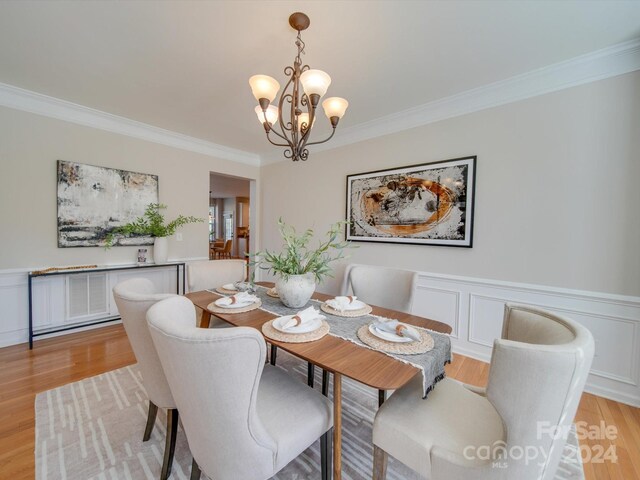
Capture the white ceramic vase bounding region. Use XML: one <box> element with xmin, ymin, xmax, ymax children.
<box><xmin>275</xmin><ymin>273</ymin><xmax>316</xmax><ymax>308</ymax></box>
<box><xmin>153</xmin><ymin>236</ymin><xmax>169</xmax><ymax>264</ymax></box>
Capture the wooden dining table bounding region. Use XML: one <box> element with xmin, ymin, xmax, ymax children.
<box><xmin>185</xmin><ymin>282</ymin><xmax>452</xmax><ymax>480</ymax></box>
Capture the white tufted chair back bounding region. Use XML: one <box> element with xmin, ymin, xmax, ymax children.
<box><xmin>186</xmin><ymin>259</ymin><xmax>246</xmax><ymax>293</ymax></box>
<box><xmin>432</xmin><ymin>304</ymin><xmax>595</xmax><ymax>480</ymax></box>
<box><xmin>113</xmin><ymin>278</ymin><xmax>176</xmax><ymax>408</ymax></box>
<box><xmin>147</xmin><ymin>296</ymin><xmax>278</xmax><ymax>480</ymax></box>
<box><xmin>341</xmin><ymin>263</ymin><xmax>418</xmax><ymax>313</ymax></box>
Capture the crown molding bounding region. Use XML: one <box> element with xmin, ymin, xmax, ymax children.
<box><xmin>1</xmin><ymin>38</ymin><xmax>638</xmax><ymax>168</ymax></box>
<box><xmin>0</xmin><ymin>83</ymin><xmax>261</xmax><ymax>166</ymax></box>
<box><xmin>262</xmin><ymin>38</ymin><xmax>640</xmax><ymax>165</ymax></box>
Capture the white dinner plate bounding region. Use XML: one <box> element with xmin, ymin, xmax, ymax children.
<box><xmin>214</xmin><ymin>298</ymin><xmax>254</xmax><ymax>309</ymax></box>
<box><xmin>325</xmin><ymin>299</ymin><xmax>367</xmax><ymax>311</ymax></box>
<box><xmin>273</xmin><ymin>315</ymin><xmax>323</xmax><ymax>334</ymax></box>
<box><xmin>222</xmin><ymin>283</ymin><xmax>237</xmax><ymax>291</ymax></box>
<box><xmin>368</xmin><ymin>324</ymin><xmax>414</xmax><ymax>343</ymax></box>
<box><xmin>342</xmin><ymin>299</ymin><xmax>367</xmax><ymax>311</ymax></box>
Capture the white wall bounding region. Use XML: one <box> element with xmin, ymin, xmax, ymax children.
<box><xmin>260</xmin><ymin>71</ymin><xmax>640</xmax><ymax>405</ymax></box>
<box><xmin>0</xmin><ymin>106</ymin><xmax>259</xmax><ymax>345</ymax></box>
<box><xmin>261</xmin><ymin>72</ymin><xmax>640</xmax><ymax>297</ymax></box>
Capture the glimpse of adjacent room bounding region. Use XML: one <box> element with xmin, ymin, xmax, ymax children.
<box><xmin>208</xmin><ymin>172</ymin><xmax>252</xmax><ymax>260</ymax></box>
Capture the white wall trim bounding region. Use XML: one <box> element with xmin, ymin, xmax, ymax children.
<box><xmin>0</xmin><ymin>82</ymin><xmax>260</xmax><ymax>166</ymax></box>
<box><xmin>450</xmin><ymin>344</ymin><xmax>640</xmax><ymax>408</ymax></box>
<box><xmin>262</xmin><ymin>38</ymin><xmax>640</xmax><ymax>164</ymax></box>
<box><xmin>412</xmin><ymin>270</ymin><xmax>640</xmax><ymax>408</ymax></box>
<box><xmin>1</xmin><ymin>39</ymin><xmax>639</xmax><ymax>168</ymax></box>
<box><xmin>415</xmin><ymin>285</ymin><xmax>461</xmax><ymax>339</ymax></box>
<box><xmin>0</xmin><ymin>258</ymin><xmax>210</xmax><ymax>349</ymax></box>
<box><xmin>417</xmin><ymin>271</ymin><xmax>640</xmax><ymax>307</ymax></box>
<box><xmin>2</xmin><ymin>264</ymin><xmax>639</xmax><ymax>406</ymax></box>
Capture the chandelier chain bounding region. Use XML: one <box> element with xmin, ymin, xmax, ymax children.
<box><xmin>295</xmin><ymin>31</ymin><xmax>306</xmax><ymax>64</ymax></box>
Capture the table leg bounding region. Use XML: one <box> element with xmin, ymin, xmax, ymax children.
<box><xmin>28</xmin><ymin>275</ymin><xmax>33</xmax><ymax>349</ymax></box>
<box><xmin>199</xmin><ymin>310</ymin><xmax>211</xmax><ymax>329</ymax></box>
<box><xmin>378</xmin><ymin>389</ymin><xmax>386</xmax><ymax>407</ymax></box>
<box><xmin>333</xmin><ymin>373</ymin><xmax>342</xmax><ymax>480</ymax></box>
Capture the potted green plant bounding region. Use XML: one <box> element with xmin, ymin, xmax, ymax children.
<box><xmin>254</xmin><ymin>218</ymin><xmax>352</xmax><ymax>308</ymax></box>
<box><xmin>105</xmin><ymin>203</ymin><xmax>203</xmax><ymax>264</ymax></box>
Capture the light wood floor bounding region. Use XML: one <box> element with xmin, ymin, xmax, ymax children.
<box><xmin>1</xmin><ymin>325</ymin><xmax>638</xmax><ymax>479</ymax></box>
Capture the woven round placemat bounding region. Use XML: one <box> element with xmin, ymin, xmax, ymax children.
<box><xmin>262</xmin><ymin>319</ymin><xmax>330</xmax><ymax>343</ymax></box>
<box><xmin>206</xmin><ymin>299</ymin><xmax>262</xmax><ymax>315</ymax></box>
<box><xmin>320</xmin><ymin>303</ymin><xmax>372</xmax><ymax>317</ymax></box>
<box><xmin>357</xmin><ymin>324</ymin><xmax>434</xmax><ymax>355</ymax></box>
<box><xmin>266</xmin><ymin>288</ymin><xmax>279</xmax><ymax>298</ymax></box>
<box><xmin>215</xmin><ymin>286</ymin><xmax>238</xmax><ymax>295</ymax></box>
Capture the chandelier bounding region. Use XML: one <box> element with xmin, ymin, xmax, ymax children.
<box><xmin>249</xmin><ymin>12</ymin><xmax>348</xmax><ymax>162</ymax></box>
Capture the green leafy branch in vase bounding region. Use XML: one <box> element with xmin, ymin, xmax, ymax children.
<box><xmin>104</xmin><ymin>203</ymin><xmax>203</xmax><ymax>248</ymax></box>
<box><xmin>251</xmin><ymin>217</ymin><xmax>355</xmax><ymax>283</ymax></box>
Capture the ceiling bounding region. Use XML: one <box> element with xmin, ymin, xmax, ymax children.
<box><xmin>0</xmin><ymin>1</ymin><xmax>639</xmax><ymax>156</ymax></box>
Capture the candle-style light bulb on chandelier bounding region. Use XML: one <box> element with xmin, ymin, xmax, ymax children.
<box><xmin>249</xmin><ymin>12</ymin><xmax>348</xmax><ymax>162</ymax></box>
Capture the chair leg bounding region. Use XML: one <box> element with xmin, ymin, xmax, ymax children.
<box><xmin>372</xmin><ymin>445</ymin><xmax>388</xmax><ymax>480</ymax></box>
<box><xmin>160</xmin><ymin>409</ymin><xmax>179</xmax><ymax>480</ymax></box>
<box><xmin>190</xmin><ymin>458</ymin><xmax>201</xmax><ymax>480</ymax></box>
<box><xmin>307</xmin><ymin>362</ymin><xmax>315</xmax><ymax>388</ymax></box>
<box><xmin>270</xmin><ymin>344</ymin><xmax>278</xmax><ymax>366</ymax></box>
<box><xmin>143</xmin><ymin>401</ymin><xmax>158</xmax><ymax>441</ymax></box>
<box><xmin>378</xmin><ymin>389</ymin><xmax>386</xmax><ymax>407</ymax></box>
<box><xmin>321</xmin><ymin>427</ymin><xmax>333</xmax><ymax>480</ymax></box>
<box><xmin>322</xmin><ymin>369</ymin><xmax>329</xmax><ymax>396</ymax></box>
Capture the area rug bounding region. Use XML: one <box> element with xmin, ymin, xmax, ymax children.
<box><xmin>35</xmin><ymin>352</ymin><xmax>584</xmax><ymax>479</ymax></box>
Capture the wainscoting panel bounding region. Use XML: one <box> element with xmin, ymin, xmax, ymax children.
<box><xmin>414</xmin><ymin>272</ymin><xmax>640</xmax><ymax>407</ymax></box>
<box><xmin>1</xmin><ymin>266</ymin><xmax>639</xmax><ymax>406</ymax></box>
<box><xmin>468</xmin><ymin>294</ymin><xmax>507</xmax><ymax>347</ymax></box>
<box><xmin>0</xmin><ymin>262</ymin><xmax>193</xmax><ymax>348</ymax></box>
<box><xmin>413</xmin><ymin>285</ymin><xmax>461</xmax><ymax>338</ymax></box>
<box><xmin>0</xmin><ymin>272</ymin><xmax>30</xmax><ymax>346</ymax></box>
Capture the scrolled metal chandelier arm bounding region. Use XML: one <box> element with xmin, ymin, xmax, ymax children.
<box><xmin>249</xmin><ymin>12</ymin><xmax>348</xmax><ymax>162</ymax></box>
<box><xmin>304</xmin><ymin>126</ymin><xmax>337</xmax><ymax>147</ymax></box>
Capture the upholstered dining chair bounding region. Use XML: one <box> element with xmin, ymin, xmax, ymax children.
<box><xmin>112</xmin><ymin>278</ymin><xmax>178</xmax><ymax>480</ymax></box>
<box><xmin>340</xmin><ymin>263</ymin><xmax>419</xmax><ymax>404</ymax></box>
<box><xmin>340</xmin><ymin>264</ymin><xmax>419</xmax><ymax>313</ymax></box>
<box><xmin>147</xmin><ymin>296</ymin><xmax>334</xmax><ymax>480</ymax></box>
<box><xmin>186</xmin><ymin>259</ymin><xmax>246</xmax><ymax>293</ymax></box>
<box><xmin>186</xmin><ymin>259</ymin><xmax>246</xmax><ymax>328</ymax></box>
<box><xmin>371</xmin><ymin>303</ymin><xmax>595</xmax><ymax>480</ymax></box>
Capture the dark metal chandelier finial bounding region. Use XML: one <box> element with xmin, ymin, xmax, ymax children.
<box><xmin>249</xmin><ymin>12</ymin><xmax>349</xmax><ymax>162</ymax></box>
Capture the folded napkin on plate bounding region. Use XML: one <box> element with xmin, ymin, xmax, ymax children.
<box><xmin>373</xmin><ymin>319</ymin><xmax>421</xmax><ymax>342</ymax></box>
<box><xmin>222</xmin><ymin>283</ymin><xmax>237</xmax><ymax>291</ymax></box>
<box><xmin>281</xmin><ymin>306</ymin><xmax>322</xmax><ymax>330</ymax></box>
<box><xmin>326</xmin><ymin>295</ymin><xmax>359</xmax><ymax>311</ymax></box>
<box><xmin>215</xmin><ymin>291</ymin><xmax>258</xmax><ymax>307</ymax></box>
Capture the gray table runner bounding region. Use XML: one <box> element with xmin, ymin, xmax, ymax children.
<box><xmin>250</xmin><ymin>286</ymin><xmax>452</xmax><ymax>398</ymax></box>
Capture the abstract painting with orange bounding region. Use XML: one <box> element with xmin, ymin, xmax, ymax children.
<box><xmin>346</xmin><ymin>156</ymin><xmax>476</xmax><ymax>247</ymax></box>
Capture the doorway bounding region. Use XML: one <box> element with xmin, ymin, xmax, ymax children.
<box><xmin>209</xmin><ymin>172</ymin><xmax>253</xmax><ymax>260</ymax></box>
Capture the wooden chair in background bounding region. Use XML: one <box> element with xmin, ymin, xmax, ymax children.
<box><xmin>216</xmin><ymin>240</ymin><xmax>233</xmax><ymax>259</ymax></box>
